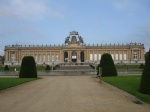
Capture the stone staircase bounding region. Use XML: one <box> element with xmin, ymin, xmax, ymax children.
<box><xmin>56</xmin><ymin>65</ymin><xmax>95</xmax><ymax>71</ymax></box>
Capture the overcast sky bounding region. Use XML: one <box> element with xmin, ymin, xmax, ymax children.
<box><xmin>0</xmin><ymin>0</ymin><xmax>150</xmax><ymax>55</ymax></box>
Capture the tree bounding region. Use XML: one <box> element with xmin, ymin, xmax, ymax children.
<box><xmin>140</xmin><ymin>50</ymin><xmax>150</xmax><ymax>94</ymax></box>
<box><xmin>19</xmin><ymin>56</ymin><xmax>37</xmax><ymax>78</ymax></box>
<box><xmin>98</xmin><ymin>53</ymin><xmax>118</xmax><ymax>77</ymax></box>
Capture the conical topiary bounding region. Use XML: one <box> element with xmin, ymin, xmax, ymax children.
<box><xmin>140</xmin><ymin>50</ymin><xmax>150</xmax><ymax>94</ymax></box>
<box><xmin>19</xmin><ymin>56</ymin><xmax>37</xmax><ymax>78</ymax></box>
<box><xmin>98</xmin><ymin>53</ymin><xmax>118</xmax><ymax>77</ymax></box>
<box><xmin>45</xmin><ymin>65</ymin><xmax>50</xmax><ymax>70</ymax></box>
<box><xmin>4</xmin><ymin>65</ymin><xmax>9</xmax><ymax>71</ymax></box>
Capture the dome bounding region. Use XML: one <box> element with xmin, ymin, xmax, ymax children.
<box><xmin>65</xmin><ymin>31</ymin><xmax>84</xmax><ymax>44</ymax></box>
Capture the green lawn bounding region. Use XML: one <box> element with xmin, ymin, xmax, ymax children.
<box><xmin>0</xmin><ymin>78</ymin><xmax>38</xmax><ymax>91</ymax></box>
<box><xmin>102</xmin><ymin>75</ymin><xmax>150</xmax><ymax>104</ymax></box>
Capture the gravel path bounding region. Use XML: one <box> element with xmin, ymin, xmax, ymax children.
<box><xmin>0</xmin><ymin>76</ymin><xmax>150</xmax><ymax>112</ymax></box>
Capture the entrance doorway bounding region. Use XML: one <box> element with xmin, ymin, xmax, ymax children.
<box><xmin>72</xmin><ymin>51</ymin><xmax>77</xmax><ymax>62</ymax></box>
<box><xmin>64</xmin><ymin>51</ymin><xmax>68</xmax><ymax>62</ymax></box>
<box><xmin>80</xmin><ymin>51</ymin><xmax>84</xmax><ymax>62</ymax></box>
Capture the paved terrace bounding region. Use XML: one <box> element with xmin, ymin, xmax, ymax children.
<box><xmin>0</xmin><ymin>76</ymin><xmax>150</xmax><ymax>112</ymax></box>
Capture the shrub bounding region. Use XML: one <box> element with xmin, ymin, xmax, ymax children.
<box><xmin>4</xmin><ymin>65</ymin><xmax>9</xmax><ymax>71</ymax></box>
<box><xmin>140</xmin><ymin>50</ymin><xmax>150</xmax><ymax>95</ymax></box>
<box><xmin>19</xmin><ymin>56</ymin><xmax>37</xmax><ymax>78</ymax></box>
<box><xmin>45</xmin><ymin>65</ymin><xmax>50</xmax><ymax>70</ymax></box>
<box><xmin>98</xmin><ymin>53</ymin><xmax>118</xmax><ymax>77</ymax></box>
<box><xmin>139</xmin><ymin>64</ymin><xmax>144</xmax><ymax>69</ymax></box>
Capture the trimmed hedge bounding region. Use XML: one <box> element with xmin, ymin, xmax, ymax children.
<box><xmin>45</xmin><ymin>65</ymin><xmax>50</xmax><ymax>70</ymax></box>
<box><xmin>98</xmin><ymin>53</ymin><xmax>118</xmax><ymax>77</ymax></box>
<box><xmin>140</xmin><ymin>50</ymin><xmax>150</xmax><ymax>94</ymax></box>
<box><xmin>139</xmin><ymin>64</ymin><xmax>145</xmax><ymax>69</ymax></box>
<box><xmin>4</xmin><ymin>65</ymin><xmax>9</xmax><ymax>71</ymax></box>
<box><xmin>19</xmin><ymin>56</ymin><xmax>37</xmax><ymax>78</ymax></box>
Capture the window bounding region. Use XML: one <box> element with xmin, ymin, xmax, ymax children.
<box><xmin>35</xmin><ymin>55</ymin><xmax>38</xmax><ymax>61</ymax></box>
<box><xmin>90</xmin><ymin>54</ymin><xmax>93</xmax><ymax>61</ymax></box>
<box><xmin>39</xmin><ymin>55</ymin><xmax>42</xmax><ymax>61</ymax></box>
<box><xmin>52</xmin><ymin>54</ymin><xmax>54</xmax><ymax>61</ymax></box>
<box><xmin>94</xmin><ymin>54</ymin><xmax>97</xmax><ymax>60</ymax></box>
<box><xmin>115</xmin><ymin>54</ymin><xmax>118</xmax><ymax>60</ymax></box>
<box><xmin>99</xmin><ymin>54</ymin><xmax>101</xmax><ymax>60</ymax></box>
<box><xmin>47</xmin><ymin>55</ymin><xmax>50</xmax><ymax>61</ymax></box>
<box><xmin>133</xmin><ymin>52</ymin><xmax>138</xmax><ymax>60</ymax></box>
<box><xmin>22</xmin><ymin>54</ymin><xmax>24</xmax><ymax>59</ymax></box>
<box><xmin>124</xmin><ymin>54</ymin><xmax>127</xmax><ymax>60</ymax></box>
<box><xmin>43</xmin><ymin>55</ymin><xmax>46</xmax><ymax>61</ymax></box>
<box><xmin>119</xmin><ymin>54</ymin><xmax>122</xmax><ymax>60</ymax></box>
<box><xmin>56</xmin><ymin>54</ymin><xmax>59</xmax><ymax>61</ymax></box>
<box><xmin>111</xmin><ymin>54</ymin><xmax>114</xmax><ymax>60</ymax></box>
<box><xmin>11</xmin><ymin>53</ymin><xmax>16</xmax><ymax>61</ymax></box>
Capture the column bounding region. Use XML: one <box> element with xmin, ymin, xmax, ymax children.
<box><xmin>5</xmin><ymin>51</ymin><xmax>8</xmax><ymax>61</ymax></box>
<box><xmin>93</xmin><ymin>50</ymin><xmax>94</xmax><ymax>61</ymax></box>
<box><xmin>55</xmin><ymin>51</ymin><xmax>56</xmax><ymax>62</ymax></box>
<box><xmin>50</xmin><ymin>51</ymin><xmax>51</xmax><ymax>62</ymax></box>
<box><xmin>9</xmin><ymin>51</ymin><xmax>11</xmax><ymax>62</ymax></box>
<box><xmin>78</xmin><ymin>50</ymin><xmax>80</xmax><ymax>62</ymax></box>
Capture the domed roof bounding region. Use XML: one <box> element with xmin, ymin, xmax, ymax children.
<box><xmin>65</xmin><ymin>31</ymin><xmax>84</xmax><ymax>44</ymax></box>
<box><xmin>70</xmin><ymin>31</ymin><xmax>78</xmax><ymax>35</ymax></box>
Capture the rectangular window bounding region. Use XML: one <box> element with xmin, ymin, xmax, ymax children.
<box><xmin>39</xmin><ymin>55</ymin><xmax>41</xmax><ymax>61</ymax></box>
<box><xmin>43</xmin><ymin>55</ymin><xmax>46</xmax><ymax>61</ymax></box>
<box><xmin>94</xmin><ymin>54</ymin><xmax>97</xmax><ymax>60</ymax></box>
<box><xmin>47</xmin><ymin>55</ymin><xmax>50</xmax><ymax>61</ymax></box>
<box><xmin>98</xmin><ymin>54</ymin><xmax>101</xmax><ymax>60</ymax></box>
<box><xmin>90</xmin><ymin>54</ymin><xmax>93</xmax><ymax>61</ymax></box>
<box><xmin>115</xmin><ymin>54</ymin><xmax>118</xmax><ymax>60</ymax></box>
<box><xmin>22</xmin><ymin>54</ymin><xmax>24</xmax><ymax>59</ymax></box>
<box><xmin>111</xmin><ymin>54</ymin><xmax>114</xmax><ymax>60</ymax></box>
<box><xmin>35</xmin><ymin>55</ymin><xmax>37</xmax><ymax>61</ymax></box>
<box><xmin>133</xmin><ymin>52</ymin><xmax>138</xmax><ymax>60</ymax></box>
<box><xmin>11</xmin><ymin>53</ymin><xmax>16</xmax><ymax>61</ymax></box>
<box><xmin>56</xmin><ymin>54</ymin><xmax>59</xmax><ymax>61</ymax></box>
<box><xmin>120</xmin><ymin>54</ymin><xmax>122</xmax><ymax>60</ymax></box>
<box><xmin>52</xmin><ymin>54</ymin><xmax>54</xmax><ymax>61</ymax></box>
<box><xmin>124</xmin><ymin>54</ymin><xmax>127</xmax><ymax>60</ymax></box>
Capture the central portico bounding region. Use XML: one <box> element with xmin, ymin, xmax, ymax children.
<box><xmin>64</xmin><ymin>31</ymin><xmax>85</xmax><ymax>63</ymax></box>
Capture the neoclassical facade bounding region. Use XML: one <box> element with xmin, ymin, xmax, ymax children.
<box><xmin>4</xmin><ymin>31</ymin><xmax>145</xmax><ymax>65</ymax></box>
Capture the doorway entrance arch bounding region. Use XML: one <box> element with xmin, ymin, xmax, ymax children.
<box><xmin>80</xmin><ymin>51</ymin><xmax>84</xmax><ymax>62</ymax></box>
<box><xmin>72</xmin><ymin>51</ymin><xmax>77</xmax><ymax>62</ymax></box>
<box><xmin>64</xmin><ymin>51</ymin><xmax>68</xmax><ymax>62</ymax></box>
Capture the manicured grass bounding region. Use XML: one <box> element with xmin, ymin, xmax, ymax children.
<box><xmin>115</xmin><ymin>64</ymin><xmax>143</xmax><ymax>71</ymax></box>
<box><xmin>0</xmin><ymin>66</ymin><xmax>20</xmax><ymax>72</ymax></box>
<box><xmin>0</xmin><ymin>77</ymin><xmax>38</xmax><ymax>91</ymax></box>
<box><xmin>102</xmin><ymin>75</ymin><xmax>150</xmax><ymax>104</ymax></box>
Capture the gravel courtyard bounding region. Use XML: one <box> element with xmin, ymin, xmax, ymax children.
<box><xmin>0</xmin><ymin>76</ymin><xmax>150</xmax><ymax>112</ymax></box>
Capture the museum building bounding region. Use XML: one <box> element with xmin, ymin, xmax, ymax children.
<box><xmin>4</xmin><ymin>31</ymin><xmax>145</xmax><ymax>65</ymax></box>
